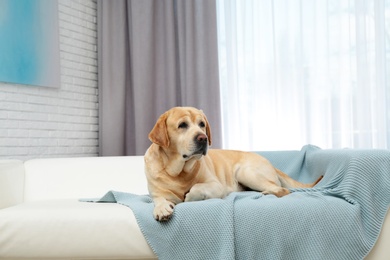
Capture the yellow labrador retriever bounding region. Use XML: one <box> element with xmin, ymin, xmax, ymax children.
<box><xmin>145</xmin><ymin>107</ymin><xmax>322</xmax><ymax>221</ymax></box>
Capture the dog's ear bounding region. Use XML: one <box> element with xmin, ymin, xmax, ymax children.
<box><xmin>148</xmin><ymin>112</ymin><xmax>170</xmax><ymax>148</ymax></box>
<box><xmin>203</xmin><ymin>114</ymin><xmax>212</xmax><ymax>146</ymax></box>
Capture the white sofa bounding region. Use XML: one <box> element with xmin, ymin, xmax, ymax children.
<box><xmin>0</xmin><ymin>156</ymin><xmax>389</xmax><ymax>260</ymax></box>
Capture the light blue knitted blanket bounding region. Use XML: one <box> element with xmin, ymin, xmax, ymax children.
<box><xmin>92</xmin><ymin>145</ymin><xmax>390</xmax><ymax>260</ymax></box>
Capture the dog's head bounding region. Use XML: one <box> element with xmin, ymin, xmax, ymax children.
<box><xmin>149</xmin><ymin>107</ymin><xmax>212</xmax><ymax>161</ymax></box>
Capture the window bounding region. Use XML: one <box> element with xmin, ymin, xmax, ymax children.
<box><xmin>217</xmin><ymin>0</ymin><xmax>390</xmax><ymax>150</ymax></box>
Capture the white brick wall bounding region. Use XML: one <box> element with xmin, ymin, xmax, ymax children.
<box><xmin>0</xmin><ymin>0</ymin><xmax>98</xmax><ymax>160</ymax></box>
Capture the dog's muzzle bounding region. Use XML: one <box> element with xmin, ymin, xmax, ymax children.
<box><xmin>182</xmin><ymin>134</ymin><xmax>208</xmax><ymax>159</ymax></box>
<box><xmin>195</xmin><ymin>134</ymin><xmax>208</xmax><ymax>155</ymax></box>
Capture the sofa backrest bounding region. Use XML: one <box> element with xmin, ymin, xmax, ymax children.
<box><xmin>23</xmin><ymin>156</ymin><xmax>148</xmax><ymax>201</ymax></box>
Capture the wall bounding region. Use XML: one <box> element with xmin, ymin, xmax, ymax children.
<box><xmin>0</xmin><ymin>0</ymin><xmax>98</xmax><ymax>160</ymax></box>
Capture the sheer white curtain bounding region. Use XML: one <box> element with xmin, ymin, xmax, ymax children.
<box><xmin>217</xmin><ymin>0</ymin><xmax>390</xmax><ymax>151</ymax></box>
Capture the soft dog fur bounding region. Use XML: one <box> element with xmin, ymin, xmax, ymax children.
<box><xmin>145</xmin><ymin>107</ymin><xmax>322</xmax><ymax>221</ymax></box>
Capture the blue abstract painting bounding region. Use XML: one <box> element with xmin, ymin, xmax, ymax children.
<box><xmin>0</xmin><ymin>0</ymin><xmax>60</xmax><ymax>88</ymax></box>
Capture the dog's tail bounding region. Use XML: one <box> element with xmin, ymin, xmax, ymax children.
<box><xmin>275</xmin><ymin>168</ymin><xmax>323</xmax><ymax>189</ymax></box>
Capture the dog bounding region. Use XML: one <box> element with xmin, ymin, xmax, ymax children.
<box><xmin>144</xmin><ymin>107</ymin><xmax>322</xmax><ymax>221</ymax></box>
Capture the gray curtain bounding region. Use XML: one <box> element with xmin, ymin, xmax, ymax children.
<box><xmin>98</xmin><ymin>0</ymin><xmax>222</xmax><ymax>156</ymax></box>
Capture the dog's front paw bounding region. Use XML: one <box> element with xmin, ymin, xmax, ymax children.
<box><xmin>184</xmin><ymin>188</ymin><xmax>206</xmax><ymax>202</ymax></box>
<box><xmin>185</xmin><ymin>182</ymin><xmax>224</xmax><ymax>202</ymax></box>
<box><xmin>153</xmin><ymin>201</ymin><xmax>175</xmax><ymax>221</ymax></box>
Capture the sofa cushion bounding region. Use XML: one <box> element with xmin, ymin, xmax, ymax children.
<box><xmin>0</xmin><ymin>199</ymin><xmax>156</xmax><ymax>260</ymax></box>
<box><xmin>23</xmin><ymin>156</ymin><xmax>149</xmax><ymax>201</ymax></box>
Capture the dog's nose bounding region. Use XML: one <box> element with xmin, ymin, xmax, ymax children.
<box><xmin>196</xmin><ymin>134</ymin><xmax>208</xmax><ymax>144</ymax></box>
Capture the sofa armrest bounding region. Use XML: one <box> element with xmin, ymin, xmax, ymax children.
<box><xmin>0</xmin><ymin>160</ymin><xmax>25</xmax><ymax>209</ymax></box>
<box><xmin>365</xmin><ymin>209</ymin><xmax>390</xmax><ymax>260</ymax></box>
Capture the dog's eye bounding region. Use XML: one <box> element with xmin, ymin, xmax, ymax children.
<box><xmin>199</xmin><ymin>121</ymin><xmax>205</xmax><ymax>128</ymax></box>
<box><xmin>178</xmin><ymin>122</ymin><xmax>188</xmax><ymax>129</ymax></box>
